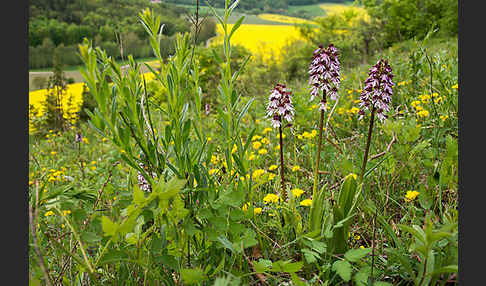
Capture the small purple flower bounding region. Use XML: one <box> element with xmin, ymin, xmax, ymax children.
<box><xmin>308</xmin><ymin>44</ymin><xmax>341</xmax><ymax>110</ymax></box>
<box><xmin>267</xmin><ymin>83</ymin><xmax>294</xmax><ymax>129</ymax></box>
<box><xmin>205</xmin><ymin>103</ymin><xmax>211</xmax><ymax>115</ymax></box>
<box><xmin>75</xmin><ymin>132</ymin><xmax>83</xmax><ymax>143</ymax></box>
<box><xmin>358</xmin><ymin>59</ymin><xmax>394</xmax><ymax>122</ymax></box>
<box><xmin>137</xmin><ymin>162</ymin><xmax>157</xmax><ymax>193</ymax></box>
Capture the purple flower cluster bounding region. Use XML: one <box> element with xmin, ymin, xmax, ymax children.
<box><xmin>358</xmin><ymin>59</ymin><xmax>394</xmax><ymax>122</ymax></box>
<box><xmin>267</xmin><ymin>83</ymin><xmax>294</xmax><ymax>128</ymax></box>
<box><xmin>308</xmin><ymin>44</ymin><xmax>341</xmax><ymax>110</ymax></box>
<box><xmin>137</xmin><ymin>162</ymin><xmax>157</xmax><ymax>192</ymax></box>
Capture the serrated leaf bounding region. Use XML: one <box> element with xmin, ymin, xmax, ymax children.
<box><xmin>344</xmin><ymin>248</ymin><xmax>372</xmax><ymax>262</ymax></box>
<box><xmin>180</xmin><ymin>268</ymin><xmax>205</xmax><ymax>285</ymax></box>
<box><xmin>332</xmin><ymin>260</ymin><xmax>352</xmax><ymax>282</ymax></box>
<box><xmin>253</xmin><ymin>259</ymin><xmax>272</xmax><ymax>273</ymax></box>
<box><xmin>101</xmin><ymin>216</ymin><xmax>117</xmax><ymax>237</ymax></box>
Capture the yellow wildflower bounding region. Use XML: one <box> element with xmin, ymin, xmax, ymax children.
<box><xmin>440</xmin><ymin>115</ymin><xmax>449</xmax><ymax>122</ymax></box>
<box><xmin>91</xmin><ymin>166</ymin><xmax>96</xmax><ymax>171</ymax></box>
<box><xmin>268</xmin><ymin>173</ymin><xmax>276</xmax><ymax>180</ymax></box>
<box><xmin>249</xmin><ymin>152</ymin><xmax>256</xmax><ymax>161</ymax></box>
<box><xmin>211</xmin><ymin>155</ymin><xmax>218</xmax><ymax>165</ymax></box>
<box><xmin>209</xmin><ymin>169</ymin><xmax>218</xmax><ymax>175</ymax></box>
<box><xmin>102</xmin><ymin>137</ymin><xmax>108</xmax><ymax>143</ymax></box>
<box><xmin>349</xmin><ymin>107</ymin><xmax>360</xmax><ymax>114</ymax></box>
<box><xmin>405</xmin><ymin>190</ymin><xmax>420</xmax><ymax>202</ymax></box>
<box><xmin>276</xmin><ymin>133</ymin><xmax>286</xmax><ymax>139</ymax></box>
<box><xmin>297</xmin><ymin>134</ymin><xmax>303</xmax><ymax>140</ymax></box>
<box><xmin>252</xmin><ymin>135</ymin><xmax>262</xmax><ymax>141</ymax></box>
<box><xmin>263</xmin><ymin>193</ymin><xmax>280</xmax><ymax>204</ymax></box>
<box><xmin>274</xmin><ymin>145</ymin><xmax>280</xmax><ymax>150</ymax></box>
<box><xmin>411</xmin><ymin>100</ymin><xmax>421</xmax><ymax>108</ymax></box>
<box><xmin>269</xmin><ymin>165</ymin><xmax>278</xmax><ymax>171</ymax></box>
<box><xmin>62</xmin><ymin>210</ymin><xmax>71</xmax><ymax>216</ymax></box>
<box><xmin>353</xmin><ymin>99</ymin><xmax>361</xmax><ymax>104</ymax></box>
<box><xmin>82</xmin><ymin>137</ymin><xmax>89</xmax><ymax>144</ymax></box>
<box><xmin>417</xmin><ymin>110</ymin><xmax>430</xmax><ymax>118</ymax></box>
<box><xmin>300</xmin><ymin>199</ymin><xmax>312</xmax><ymax>207</ymax></box>
<box><xmin>253</xmin><ymin>141</ymin><xmax>262</xmax><ymax>149</ymax></box>
<box><xmin>261</xmin><ymin>138</ymin><xmax>270</xmax><ymax>144</ymax></box>
<box><xmin>254</xmin><ymin>208</ymin><xmax>263</xmax><ymax>215</ymax></box>
<box><xmin>232</xmin><ymin>144</ymin><xmax>237</xmax><ymax>154</ymax></box>
<box><xmin>253</xmin><ymin>169</ymin><xmax>265</xmax><ymax>179</ymax></box>
<box><xmin>258</xmin><ymin>149</ymin><xmax>268</xmax><ymax>155</ymax></box>
<box><xmin>291</xmin><ymin>188</ymin><xmax>304</xmax><ymax>198</ymax></box>
<box><xmin>242</xmin><ymin>202</ymin><xmax>250</xmax><ymax>211</ymax></box>
<box><xmin>207</xmin><ymin>137</ymin><xmax>212</xmax><ymax>142</ymax></box>
<box><xmin>262</xmin><ymin>127</ymin><xmax>272</xmax><ymax>135</ymax></box>
<box><xmin>452</xmin><ymin>83</ymin><xmax>458</xmax><ymax>89</ymax></box>
<box><xmin>434</xmin><ymin>97</ymin><xmax>443</xmax><ymax>104</ymax></box>
<box><xmin>44</xmin><ymin>211</ymin><xmax>55</xmax><ymax>217</ymax></box>
<box><xmin>50</xmin><ymin>151</ymin><xmax>57</xmax><ymax>155</ymax></box>
<box><xmin>292</xmin><ymin>166</ymin><xmax>300</xmax><ymax>172</ymax></box>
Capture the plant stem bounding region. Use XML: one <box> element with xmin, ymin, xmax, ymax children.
<box><xmin>312</xmin><ymin>109</ymin><xmax>325</xmax><ymax>199</ymax></box>
<box><xmin>359</xmin><ymin>106</ymin><xmax>376</xmax><ymax>182</ymax></box>
<box><xmin>279</xmin><ymin>124</ymin><xmax>286</xmax><ymax>201</ymax></box>
<box><xmin>370</xmin><ymin>195</ymin><xmax>378</xmax><ymax>285</ymax></box>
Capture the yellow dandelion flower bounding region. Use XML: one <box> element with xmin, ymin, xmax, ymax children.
<box><xmin>249</xmin><ymin>152</ymin><xmax>256</xmax><ymax>161</ymax></box>
<box><xmin>262</xmin><ymin>127</ymin><xmax>272</xmax><ymax>135</ymax></box>
<box><xmin>44</xmin><ymin>211</ymin><xmax>55</xmax><ymax>217</ymax></box>
<box><xmin>252</xmin><ymin>135</ymin><xmax>262</xmax><ymax>141</ymax></box>
<box><xmin>276</xmin><ymin>133</ymin><xmax>286</xmax><ymax>139</ymax></box>
<box><xmin>50</xmin><ymin>151</ymin><xmax>57</xmax><ymax>155</ymax></box>
<box><xmin>292</xmin><ymin>166</ymin><xmax>300</xmax><ymax>172</ymax></box>
<box><xmin>274</xmin><ymin>145</ymin><xmax>280</xmax><ymax>150</ymax></box>
<box><xmin>268</xmin><ymin>173</ymin><xmax>276</xmax><ymax>180</ymax></box>
<box><xmin>254</xmin><ymin>208</ymin><xmax>263</xmax><ymax>215</ymax></box>
<box><xmin>261</xmin><ymin>138</ymin><xmax>270</xmax><ymax>144</ymax></box>
<box><xmin>258</xmin><ymin>149</ymin><xmax>268</xmax><ymax>155</ymax></box>
<box><xmin>297</xmin><ymin>134</ymin><xmax>303</xmax><ymax>140</ymax></box>
<box><xmin>263</xmin><ymin>193</ymin><xmax>280</xmax><ymax>204</ymax></box>
<box><xmin>349</xmin><ymin>107</ymin><xmax>360</xmax><ymax>114</ymax></box>
<box><xmin>253</xmin><ymin>169</ymin><xmax>265</xmax><ymax>178</ymax></box>
<box><xmin>209</xmin><ymin>169</ymin><xmax>218</xmax><ymax>175</ymax></box>
<box><xmin>300</xmin><ymin>199</ymin><xmax>312</xmax><ymax>207</ymax></box>
<box><xmin>91</xmin><ymin>166</ymin><xmax>96</xmax><ymax>171</ymax></box>
<box><xmin>242</xmin><ymin>202</ymin><xmax>250</xmax><ymax>211</ymax></box>
<box><xmin>207</xmin><ymin>137</ymin><xmax>212</xmax><ymax>142</ymax></box>
<box><xmin>440</xmin><ymin>115</ymin><xmax>449</xmax><ymax>122</ymax></box>
<box><xmin>269</xmin><ymin>165</ymin><xmax>278</xmax><ymax>171</ymax></box>
<box><xmin>102</xmin><ymin>137</ymin><xmax>108</xmax><ymax>143</ymax></box>
<box><xmin>82</xmin><ymin>137</ymin><xmax>89</xmax><ymax>144</ymax></box>
<box><xmin>211</xmin><ymin>155</ymin><xmax>218</xmax><ymax>165</ymax></box>
<box><xmin>292</xmin><ymin>188</ymin><xmax>304</xmax><ymax>198</ymax></box>
<box><xmin>253</xmin><ymin>141</ymin><xmax>262</xmax><ymax>149</ymax></box>
<box><xmin>417</xmin><ymin>110</ymin><xmax>430</xmax><ymax>118</ymax></box>
<box><xmin>452</xmin><ymin>83</ymin><xmax>458</xmax><ymax>89</ymax></box>
<box><xmin>434</xmin><ymin>97</ymin><xmax>443</xmax><ymax>104</ymax></box>
<box><xmin>405</xmin><ymin>190</ymin><xmax>420</xmax><ymax>202</ymax></box>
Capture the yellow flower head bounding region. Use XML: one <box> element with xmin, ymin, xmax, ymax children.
<box><xmin>268</xmin><ymin>173</ymin><xmax>276</xmax><ymax>180</ymax></box>
<box><xmin>261</xmin><ymin>138</ymin><xmax>270</xmax><ymax>145</ymax></box>
<box><xmin>211</xmin><ymin>155</ymin><xmax>218</xmax><ymax>165</ymax></box>
<box><xmin>417</xmin><ymin>110</ymin><xmax>430</xmax><ymax>118</ymax></box>
<box><xmin>44</xmin><ymin>211</ymin><xmax>55</xmax><ymax>217</ymax></box>
<box><xmin>249</xmin><ymin>152</ymin><xmax>256</xmax><ymax>161</ymax></box>
<box><xmin>292</xmin><ymin>166</ymin><xmax>300</xmax><ymax>172</ymax></box>
<box><xmin>452</xmin><ymin>83</ymin><xmax>458</xmax><ymax>89</ymax></box>
<box><xmin>252</xmin><ymin>135</ymin><xmax>262</xmax><ymax>141</ymax></box>
<box><xmin>263</xmin><ymin>193</ymin><xmax>280</xmax><ymax>204</ymax></box>
<box><xmin>292</xmin><ymin>188</ymin><xmax>304</xmax><ymax>198</ymax></box>
<box><xmin>300</xmin><ymin>199</ymin><xmax>312</xmax><ymax>207</ymax></box>
<box><xmin>262</xmin><ymin>127</ymin><xmax>272</xmax><ymax>135</ymax></box>
<box><xmin>50</xmin><ymin>151</ymin><xmax>57</xmax><ymax>155</ymax></box>
<box><xmin>232</xmin><ymin>144</ymin><xmax>237</xmax><ymax>154</ymax></box>
<box><xmin>269</xmin><ymin>164</ymin><xmax>278</xmax><ymax>171</ymax></box>
<box><xmin>405</xmin><ymin>190</ymin><xmax>420</xmax><ymax>202</ymax></box>
<box><xmin>258</xmin><ymin>149</ymin><xmax>268</xmax><ymax>155</ymax></box>
<box><xmin>209</xmin><ymin>168</ymin><xmax>218</xmax><ymax>175</ymax></box>
<box><xmin>252</xmin><ymin>169</ymin><xmax>265</xmax><ymax>179</ymax></box>
<box><xmin>440</xmin><ymin>115</ymin><xmax>449</xmax><ymax>122</ymax></box>
<box><xmin>253</xmin><ymin>141</ymin><xmax>262</xmax><ymax>149</ymax></box>
<box><xmin>254</xmin><ymin>207</ymin><xmax>263</xmax><ymax>215</ymax></box>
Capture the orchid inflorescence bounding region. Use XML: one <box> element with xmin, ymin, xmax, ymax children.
<box><xmin>308</xmin><ymin>43</ymin><xmax>341</xmax><ymax>111</ymax></box>
<box><xmin>267</xmin><ymin>83</ymin><xmax>294</xmax><ymax>129</ymax></box>
<box><xmin>358</xmin><ymin>59</ymin><xmax>394</xmax><ymax>122</ymax></box>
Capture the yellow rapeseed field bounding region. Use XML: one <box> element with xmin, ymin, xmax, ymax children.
<box><xmin>29</xmin><ymin>72</ymin><xmax>156</xmax><ymax>134</ymax></box>
<box><xmin>213</xmin><ymin>23</ymin><xmax>305</xmax><ymax>62</ymax></box>
<box><xmin>319</xmin><ymin>3</ymin><xmax>370</xmax><ymax>22</ymax></box>
<box><xmin>257</xmin><ymin>13</ymin><xmax>312</xmax><ymax>25</ymax></box>
<box><xmin>29</xmin><ymin>82</ymin><xmax>86</xmax><ymax>133</ymax></box>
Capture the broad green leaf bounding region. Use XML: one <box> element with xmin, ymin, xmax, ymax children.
<box><xmin>101</xmin><ymin>216</ymin><xmax>117</xmax><ymax>237</ymax></box>
<box><xmin>133</xmin><ymin>185</ymin><xmax>145</xmax><ymax>205</ymax></box>
<box><xmin>282</xmin><ymin>261</ymin><xmax>304</xmax><ymax>273</ymax></box>
<box><xmin>180</xmin><ymin>268</ymin><xmax>205</xmax><ymax>285</ymax></box>
<box><xmin>344</xmin><ymin>248</ymin><xmax>372</xmax><ymax>262</ymax></box>
<box><xmin>253</xmin><ymin>259</ymin><xmax>272</xmax><ymax>273</ymax></box>
<box><xmin>332</xmin><ymin>260</ymin><xmax>352</xmax><ymax>282</ymax></box>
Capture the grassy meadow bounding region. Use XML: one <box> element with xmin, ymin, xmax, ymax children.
<box><xmin>29</xmin><ymin>1</ymin><xmax>458</xmax><ymax>285</ymax></box>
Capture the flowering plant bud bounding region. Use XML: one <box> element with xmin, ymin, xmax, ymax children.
<box><xmin>266</xmin><ymin>83</ymin><xmax>294</xmax><ymax>128</ymax></box>
<box><xmin>308</xmin><ymin>44</ymin><xmax>341</xmax><ymax>110</ymax></box>
<box><xmin>358</xmin><ymin>59</ymin><xmax>394</xmax><ymax>122</ymax></box>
